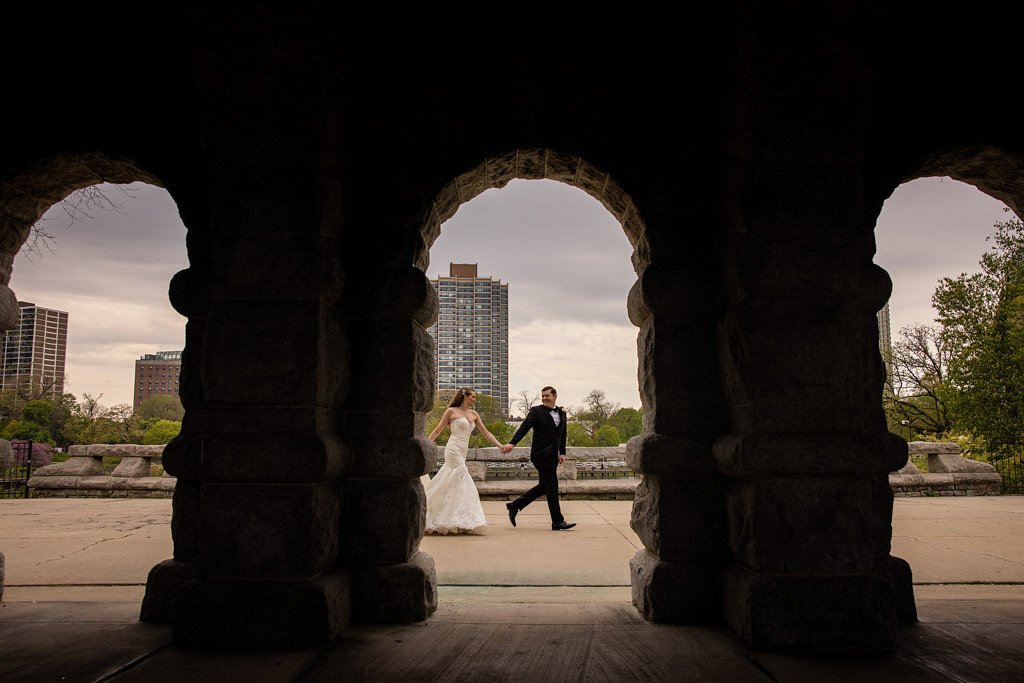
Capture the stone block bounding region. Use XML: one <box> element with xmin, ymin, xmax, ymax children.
<box><xmin>199</xmin><ymin>482</ymin><xmax>339</xmax><ymax>579</ymax></box>
<box><xmin>168</xmin><ymin>267</ymin><xmax>210</xmax><ymax>318</ymax></box>
<box><xmin>136</xmin><ymin>445</ymin><xmax>166</xmax><ymax>460</ymax></box>
<box><xmin>726</xmin><ymin>477</ymin><xmax>893</xmax><ymax>574</ymax></box>
<box><xmin>637</xmin><ymin>318</ymin><xmax>724</xmax><ymax>436</ymax></box>
<box><xmin>625</xmin><ymin>432</ymin><xmax>716</xmax><ymax>477</ymax></box>
<box><xmin>210</xmin><ymin>232</ymin><xmax>343</xmax><ymax>302</ymax></box>
<box><xmin>349</xmin><ymin>437</ymin><xmax>435</xmax><ymax>479</ymax></box>
<box><xmin>140</xmin><ymin>558</ymin><xmax>198</xmax><ymax>623</ymax></box>
<box><xmin>30</xmin><ymin>454</ymin><xmax>104</xmax><ymax>477</ymax></box>
<box><xmin>556</xmin><ymin>458</ymin><xmax>576</xmax><ymax>480</ymax></box>
<box><xmin>172</xmin><ymin>570</ymin><xmax>351</xmax><ymax>649</ymax></box>
<box><xmin>907</xmin><ymin>440</ymin><xmax>961</xmax><ymax>456</ymax></box>
<box><xmin>172</xmin><ymin>479</ymin><xmax>200</xmax><ymax>562</ymax></box>
<box><xmin>352</xmin><ymin>551</ymin><xmax>437</xmax><ymax>623</ymax></box>
<box><xmin>723</xmin><ymin>566</ymin><xmax>898</xmax><ymax>654</ymax></box>
<box><xmin>875</xmin><ymin>555</ymin><xmax>917</xmax><ymax>626</ymax></box>
<box><xmin>466</xmin><ymin>461</ymin><xmax>487</xmax><ymax>481</ymax></box>
<box><xmin>341</xmin><ymin>265</ymin><xmax>436</xmax><ymax>325</ymax></box>
<box><xmin>66</xmin><ymin>444</ymin><xmax>90</xmax><ymax>457</ymax></box>
<box><xmin>342</xmin><ymin>410</ymin><xmax>425</xmax><ymax>440</ymax></box>
<box><xmin>163</xmin><ymin>406</ymin><xmax>348</xmax><ymax>483</ymax></box>
<box><xmin>343</xmin><ymin>477</ymin><xmax>424</xmax><ymax>564</ymax></box>
<box><xmin>347</xmin><ymin>320</ymin><xmax>424</xmax><ymax>412</ymax></box>
<box><xmin>0</xmin><ymin>551</ymin><xmax>4</xmax><ymax>602</ymax></box>
<box><xmin>713</xmin><ymin>431</ymin><xmax>907</xmax><ymax>478</ymax></box>
<box><xmin>111</xmin><ymin>456</ymin><xmax>152</xmax><ymax>478</ymax></box>
<box><xmin>630</xmin><ymin>475</ymin><xmax>726</xmax><ymax>561</ymax></box>
<box><xmin>0</xmin><ymin>439</ymin><xmax>13</xmax><ymax>470</ymax></box>
<box><xmin>202</xmin><ymin>299</ymin><xmax>342</xmax><ymax>406</ymax></box>
<box><xmin>629</xmin><ymin>549</ymin><xmax>722</xmax><ymax>624</ymax></box>
<box><xmin>88</xmin><ymin>443</ymin><xmax>136</xmax><ymax>458</ymax></box>
<box><xmin>929</xmin><ymin>452</ymin><xmax>996</xmax><ymax>474</ymax></box>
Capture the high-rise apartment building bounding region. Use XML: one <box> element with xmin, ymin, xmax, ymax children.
<box><xmin>428</xmin><ymin>263</ymin><xmax>509</xmax><ymax>414</ymax></box>
<box><xmin>134</xmin><ymin>350</ymin><xmax>182</xmax><ymax>411</ymax></box>
<box><xmin>877</xmin><ymin>302</ymin><xmax>893</xmax><ymax>379</ymax></box>
<box><xmin>0</xmin><ymin>301</ymin><xmax>68</xmax><ymax>400</ymax></box>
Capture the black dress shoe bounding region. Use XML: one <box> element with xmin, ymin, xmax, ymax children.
<box><xmin>506</xmin><ymin>502</ymin><xmax>518</xmax><ymax>527</ymax></box>
<box><xmin>552</xmin><ymin>521</ymin><xmax>577</xmax><ymax>531</ymax></box>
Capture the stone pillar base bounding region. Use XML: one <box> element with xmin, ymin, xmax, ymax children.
<box><xmin>876</xmin><ymin>555</ymin><xmax>917</xmax><ymax>625</ymax></box>
<box><xmin>723</xmin><ymin>566</ymin><xmax>898</xmax><ymax>654</ymax></box>
<box><xmin>140</xmin><ymin>558</ymin><xmax>197</xmax><ymax>623</ymax></box>
<box><xmin>172</xmin><ymin>569</ymin><xmax>351</xmax><ymax>649</ymax></box>
<box><xmin>352</xmin><ymin>550</ymin><xmax>437</xmax><ymax>623</ymax></box>
<box><xmin>629</xmin><ymin>549</ymin><xmax>722</xmax><ymax>624</ymax></box>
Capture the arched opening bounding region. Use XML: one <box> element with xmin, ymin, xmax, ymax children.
<box><xmin>358</xmin><ymin>149</ymin><xmax>727</xmax><ymax>624</ymax></box>
<box><xmin>0</xmin><ymin>153</ymin><xmax>192</xmax><ymax>618</ymax></box>
<box><xmin>874</xmin><ymin>155</ymin><xmax>1024</xmax><ymax>619</ymax></box>
<box><xmin>418</xmin><ymin>176</ymin><xmax>641</xmax><ymax>596</ymax></box>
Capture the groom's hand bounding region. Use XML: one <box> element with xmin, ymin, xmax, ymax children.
<box><xmin>500</xmin><ymin>444</ymin><xmax>513</xmax><ymax>454</ymax></box>
<box><xmin>558</xmin><ymin>455</ymin><xmax>565</xmax><ymax>464</ymax></box>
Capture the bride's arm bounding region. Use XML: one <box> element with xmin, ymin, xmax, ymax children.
<box><xmin>472</xmin><ymin>411</ymin><xmax>504</xmax><ymax>448</ymax></box>
<box><xmin>428</xmin><ymin>409</ymin><xmax>452</xmax><ymax>442</ymax></box>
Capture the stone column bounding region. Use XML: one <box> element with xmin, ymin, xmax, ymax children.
<box><xmin>340</xmin><ymin>264</ymin><xmax>438</xmax><ymax>622</ymax></box>
<box><xmin>144</xmin><ymin>25</ymin><xmax>352</xmax><ymax>647</ymax></box>
<box><xmin>626</xmin><ymin>252</ymin><xmax>728</xmax><ymax>623</ymax></box>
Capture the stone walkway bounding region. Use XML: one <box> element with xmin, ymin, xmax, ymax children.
<box><xmin>1</xmin><ymin>497</ymin><xmax>1023</xmax><ymax>681</ymax></box>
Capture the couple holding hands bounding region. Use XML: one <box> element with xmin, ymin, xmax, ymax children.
<box><xmin>421</xmin><ymin>385</ymin><xmax>576</xmax><ymax>534</ymax></box>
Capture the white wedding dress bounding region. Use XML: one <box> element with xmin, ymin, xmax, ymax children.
<box><xmin>421</xmin><ymin>416</ymin><xmax>487</xmax><ymax>534</ymax></box>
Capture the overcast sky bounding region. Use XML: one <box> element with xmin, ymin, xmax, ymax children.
<box><xmin>7</xmin><ymin>176</ymin><xmax>1011</xmax><ymax>411</ymax></box>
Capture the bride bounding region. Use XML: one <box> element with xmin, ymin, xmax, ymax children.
<box><xmin>421</xmin><ymin>388</ymin><xmax>503</xmax><ymax>534</ymax></box>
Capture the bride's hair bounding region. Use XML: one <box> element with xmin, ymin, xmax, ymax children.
<box><xmin>448</xmin><ymin>388</ymin><xmax>475</xmax><ymax>408</ymax></box>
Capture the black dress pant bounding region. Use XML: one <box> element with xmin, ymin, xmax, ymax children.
<box><xmin>513</xmin><ymin>456</ymin><xmax>564</xmax><ymax>525</ymax></box>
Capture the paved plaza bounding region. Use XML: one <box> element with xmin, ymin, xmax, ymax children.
<box><xmin>1</xmin><ymin>497</ymin><xmax>1023</xmax><ymax>680</ymax></box>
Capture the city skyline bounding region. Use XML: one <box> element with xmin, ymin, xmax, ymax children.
<box><xmin>4</xmin><ymin>177</ymin><xmax>1013</xmax><ymax>410</ymax></box>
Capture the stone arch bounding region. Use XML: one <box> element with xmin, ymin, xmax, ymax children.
<box><xmin>0</xmin><ymin>152</ymin><xmax>166</xmax><ymax>328</ymax></box>
<box><xmin>414</xmin><ymin>149</ymin><xmax>650</xmax><ymax>273</ymax></box>
<box><xmin>903</xmin><ymin>144</ymin><xmax>1024</xmax><ymax>219</ymax></box>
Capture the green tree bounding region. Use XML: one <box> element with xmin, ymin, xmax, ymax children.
<box><xmin>594</xmin><ymin>424</ymin><xmax>622</xmax><ymax>446</ymax></box>
<box><xmin>574</xmin><ymin>389</ymin><xmax>620</xmax><ymax>438</ymax></box>
<box><xmin>142</xmin><ymin>419</ymin><xmax>182</xmax><ymax>445</ymax></box>
<box><xmin>934</xmin><ymin>218</ymin><xmax>1024</xmax><ymax>446</ymax></box>
<box><xmin>882</xmin><ymin>324</ymin><xmax>955</xmax><ymax>438</ymax></box>
<box><xmin>566</xmin><ymin>422</ymin><xmax>594</xmax><ymax>447</ymax></box>
<box><xmin>607</xmin><ymin>407</ymin><xmax>643</xmax><ymax>441</ymax></box>
<box><xmin>468</xmin><ymin>419</ymin><xmax>513</xmax><ymax>448</ymax></box>
<box><xmin>137</xmin><ymin>395</ymin><xmax>184</xmax><ymax>421</ymax></box>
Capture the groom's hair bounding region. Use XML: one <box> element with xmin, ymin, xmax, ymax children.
<box><xmin>541</xmin><ymin>386</ymin><xmax>556</xmax><ymax>395</ymax></box>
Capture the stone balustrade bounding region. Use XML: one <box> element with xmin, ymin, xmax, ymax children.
<box><xmin>452</xmin><ymin>446</ymin><xmax>638</xmax><ymax>499</ymax></box>
<box><xmin>27</xmin><ymin>444</ymin><xmax>174</xmax><ymax>498</ymax></box>
<box><xmin>22</xmin><ymin>441</ymin><xmax>1002</xmax><ymax>499</ymax></box>
<box><xmin>890</xmin><ymin>441</ymin><xmax>1001</xmax><ymax>496</ymax></box>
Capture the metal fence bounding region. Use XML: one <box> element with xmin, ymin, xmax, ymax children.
<box><xmin>0</xmin><ymin>440</ymin><xmax>33</xmax><ymax>499</ymax></box>
<box><xmin>989</xmin><ymin>443</ymin><xmax>1023</xmax><ymax>495</ymax></box>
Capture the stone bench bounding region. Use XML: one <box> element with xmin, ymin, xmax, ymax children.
<box><xmin>889</xmin><ymin>441</ymin><xmax>1001</xmax><ymax>496</ymax></box>
<box><xmin>28</xmin><ymin>444</ymin><xmax>174</xmax><ymax>498</ymax></box>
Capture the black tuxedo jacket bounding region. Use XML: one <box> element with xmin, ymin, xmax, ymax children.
<box><xmin>510</xmin><ymin>404</ymin><xmax>567</xmax><ymax>462</ymax></box>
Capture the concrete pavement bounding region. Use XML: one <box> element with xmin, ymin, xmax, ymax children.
<box><xmin>1</xmin><ymin>496</ymin><xmax>1023</xmax><ymax>681</ymax></box>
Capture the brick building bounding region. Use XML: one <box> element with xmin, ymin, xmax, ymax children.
<box><xmin>133</xmin><ymin>350</ymin><xmax>182</xmax><ymax>411</ymax></box>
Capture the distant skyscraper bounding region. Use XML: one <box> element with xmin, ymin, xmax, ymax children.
<box><xmin>1</xmin><ymin>301</ymin><xmax>68</xmax><ymax>400</ymax></box>
<box><xmin>877</xmin><ymin>302</ymin><xmax>892</xmax><ymax>375</ymax></box>
<box><xmin>134</xmin><ymin>350</ymin><xmax>182</xmax><ymax>411</ymax></box>
<box><xmin>428</xmin><ymin>263</ymin><xmax>509</xmax><ymax>414</ymax></box>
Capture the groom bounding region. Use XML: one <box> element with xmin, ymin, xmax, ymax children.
<box><xmin>501</xmin><ymin>386</ymin><xmax>576</xmax><ymax>531</ymax></box>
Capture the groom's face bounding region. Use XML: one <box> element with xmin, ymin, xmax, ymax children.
<box><xmin>541</xmin><ymin>390</ymin><xmax>556</xmax><ymax>407</ymax></box>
